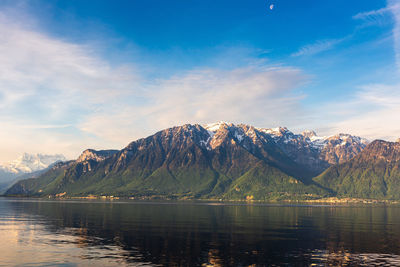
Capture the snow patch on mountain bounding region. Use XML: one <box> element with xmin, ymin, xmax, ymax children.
<box><xmin>234</xmin><ymin>131</ymin><xmax>244</xmax><ymax>142</ymax></box>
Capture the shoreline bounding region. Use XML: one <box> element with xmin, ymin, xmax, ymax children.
<box><xmin>2</xmin><ymin>195</ymin><xmax>400</xmax><ymax>205</ymax></box>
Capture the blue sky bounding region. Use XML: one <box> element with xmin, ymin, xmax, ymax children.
<box><xmin>0</xmin><ymin>0</ymin><xmax>399</xmax><ymax>161</ymax></box>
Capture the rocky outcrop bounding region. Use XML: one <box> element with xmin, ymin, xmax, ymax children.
<box><xmin>77</xmin><ymin>149</ymin><xmax>119</xmax><ymax>163</ymax></box>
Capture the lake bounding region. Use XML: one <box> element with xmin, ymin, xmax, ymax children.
<box><xmin>1</xmin><ymin>198</ymin><xmax>400</xmax><ymax>266</ymax></box>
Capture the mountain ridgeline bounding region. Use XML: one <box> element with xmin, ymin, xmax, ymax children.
<box><xmin>6</xmin><ymin>122</ymin><xmax>399</xmax><ymax>200</ymax></box>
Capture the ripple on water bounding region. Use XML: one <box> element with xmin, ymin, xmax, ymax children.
<box><xmin>305</xmin><ymin>249</ymin><xmax>400</xmax><ymax>266</ymax></box>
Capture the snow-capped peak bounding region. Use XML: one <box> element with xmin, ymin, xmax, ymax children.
<box><xmin>204</xmin><ymin>121</ymin><xmax>231</xmax><ymax>132</ymax></box>
<box><xmin>0</xmin><ymin>153</ymin><xmax>66</xmax><ymax>174</ymax></box>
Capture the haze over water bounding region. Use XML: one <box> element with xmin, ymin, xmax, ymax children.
<box><xmin>1</xmin><ymin>198</ymin><xmax>400</xmax><ymax>266</ymax></box>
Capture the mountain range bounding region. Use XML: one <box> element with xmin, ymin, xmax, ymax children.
<box><xmin>5</xmin><ymin>122</ymin><xmax>400</xmax><ymax>200</ymax></box>
<box><xmin>0</xmin><ymin>153</ymin><xmax>66</xmax><ymax>192</ymax></box>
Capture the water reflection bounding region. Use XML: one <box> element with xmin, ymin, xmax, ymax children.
<box><xmin>1</xmin><ymin>199</ymin><xmax>400</xmax><ymax>266</ymax></box>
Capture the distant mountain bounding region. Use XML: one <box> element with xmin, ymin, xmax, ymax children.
<box><xmin>0</xmin><ymin>170</ymin><xmax>16</xmax><ymax>192</ymax></box>
<box><xmin>6</xmin><ymin>123</ymin><xmax>370</xmax><ymax>200</ymax></box>
<box><xmin>0</xmin><ymin>153</ymin><xmax>66</xmax><ymax>192</ymax></box>
<box><xmin>0</xmin><ymin>153</ymin><xmax>66</xmax><ymax>174</ymax></box>
<box><xmin>314</xmin><ymin>140</ymin><xmax>400</xmax><ymax>199</ymax></box>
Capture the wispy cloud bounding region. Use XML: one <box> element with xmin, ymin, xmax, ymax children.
<box><xmin>353</xmin><ymin>1</ymin><xmax>400</xmax><ymax>71</ymax></box>
<box><xmin>389</xmin><ymin>0</ymin><xmax>400</xmax><ymax>71</ymax></box>
<box><xmin>292</xmin><ymin>38</ymin><xmax>345</xmax><ymax>57</ymax></box>
<box><xmin>353</xmin><ymin>6</ymin><xmax>392</xmax><ymax>22</ymax></box>
<box><xmin>328</xmin><ymin>83</ymin><xmax>400</xmax><ymax>141</ymax></box>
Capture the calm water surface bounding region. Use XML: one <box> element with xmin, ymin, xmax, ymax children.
<box><xmin>1</xmin><ymin>198</ymin><xmax>400</xmax><ymax>266</ymax></box>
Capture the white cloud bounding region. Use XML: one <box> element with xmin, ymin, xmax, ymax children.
<box><xmin>148</xmin><ymin>67</ymin><xmax>306</xmax><ymax>126</ymax></box>
<box><xmin>0</xmin><ymin>14</ymin><xmax>142</xmax><ymax>109</ymax></box>
<box><xmin>292</xmin><ymin>38</ymin><xmax>345</xmax><ymax>57</ymax></box>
